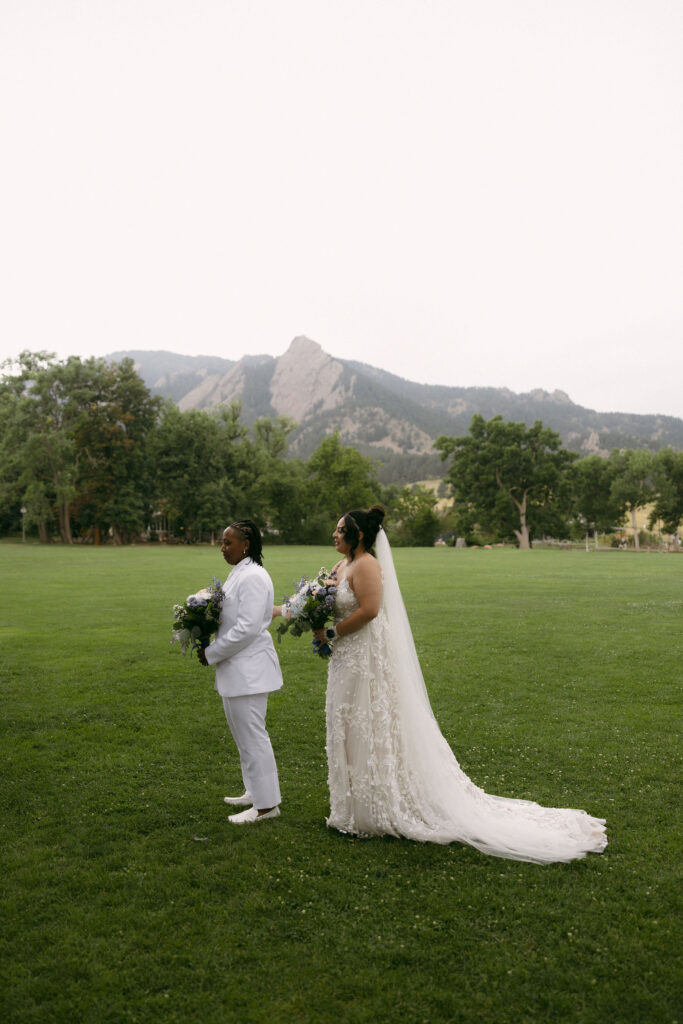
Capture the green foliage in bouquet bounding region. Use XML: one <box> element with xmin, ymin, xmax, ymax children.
<box><xmin>171</xmin><ymin>577</ymin><xmax>224</xmax><ymax>656</ymax></box>
<box><xmin>276</xmin><ymin>568</ymin><xmax>337</xmax><ymax>653</ymax></box>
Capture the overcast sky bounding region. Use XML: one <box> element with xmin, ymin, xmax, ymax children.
<box><xmin>1</xmin><ymin>0</ymin><xmax>681</xmax><ymax>417</ymax></box>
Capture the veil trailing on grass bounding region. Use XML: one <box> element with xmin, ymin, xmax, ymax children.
<box><xmin>373</xmin><ymin>528</ymin><xmax>607</xmax><ymax>863</ymax></box>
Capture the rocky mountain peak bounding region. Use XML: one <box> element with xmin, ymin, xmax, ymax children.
<box><xmin>287</xmin><ymin>335</ymin><xmax>324</xmax><ymax>356</ymax></box>
<box><xmin>551</xmin><ymin>389</ymin><xmax>572</xmax><ymax>404</ymax></box>
<box><xmin>270</xmin><ymin>336</ymin><xmax>346</xmax><ymax>420</ymax></box>
<box><xmin>526</xmin><ymin>388</ymin><xmax>574</xmax><ymax>405</ymax></box>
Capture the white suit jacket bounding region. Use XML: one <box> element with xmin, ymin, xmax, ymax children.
<box><xmin>205</xmin><ymin>557</ymin><xmax>283</xmax><ymax>699</ymax></box>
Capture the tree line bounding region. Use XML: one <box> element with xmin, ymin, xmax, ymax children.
<box><xmin>0</xmin><ymin>352</ymin><xmax>430</xmax><ymax>546</ymax></box>
<box><xmin>436</xmin><ymin>414</ymin><xmax>683</xmax><ymax>549</ymax></box>
<box><xmin>1</xmin><ymin>354</ymin><xmax>681</xmax><ymax>548</ymax></box>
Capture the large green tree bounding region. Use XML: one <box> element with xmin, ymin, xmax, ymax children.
<box><xmin>240</xmin><ymin>416</ymin><xmax>312</xmax><ymax>542</ymax></box>
<box><xmin>0</xmin><ymin>353</ymin><xmax>161</xmax><ymax>544</ymax></box>
<box><xmin>259</xmin><ymin>457</ymin><xmax>312</xmax><ymax>543</ymax></box>
<box><xmin>571</xmin><ymin>455</ymin><xmax>626</xmax><ymax>550</ymax></box>
<box><xmin>435</xmin><ymin>415</ymin><xmax>576</xmax><ymax>548</ymax></box>
<box><xmin>72</xmin><ymin>359</ymin><xmax>160</xmax><ymax>543</ymax></box>
<box><xmin>609</xmin><ymin>449</ymin><xmax>654</xmax><ymax>551</ymax></box>
<box><xmin>391</xmin><ymin>484</ymin><xmax>441</xmax><ymax>546</ymax></box>
<box><xmin>307</xmin><ymin>433</ymin><xmax>382</xmax><ymax>540</ymax></box>
<box><xmin>1</xmin><ymin>352</ymin><xmax>77</xmax><ymax>542</ymax></box>
<box><xmin>150</xmin><ymin>401</ymin><xmax>255</xmax><ymax>541</ymax></box>
<box><xmin>0</xmin><ymin>353</ymin><xmax>162</xmax><ymax>543</ymax></box>
<box><xmin>648</xmin><ymin>448</ymin><xmax>683</xmax><ymax>536</ymax></box>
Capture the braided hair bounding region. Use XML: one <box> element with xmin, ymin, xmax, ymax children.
<box><xmin>229</xmin><ymin>519</ymin><xmax>264</xmax><ymax>566</ymax></box>
<box><xmin>342</xmin><ymin>505</ymin><xmax>385</xmax><ymax>560</ymax></box>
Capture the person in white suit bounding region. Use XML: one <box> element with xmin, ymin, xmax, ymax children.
<box><xmin>197</xmin><ymin>520</ymin><xmax>282</xmax><ymax>824</ymax></box>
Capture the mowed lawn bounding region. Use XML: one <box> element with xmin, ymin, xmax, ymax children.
<box><xmin>1</xmin><ymin>543</ymin><xmax>680</xmax><ymax>1024</ymax></box>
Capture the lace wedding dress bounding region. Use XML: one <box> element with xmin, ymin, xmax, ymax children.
<box><xmin>325</xmin><ymin>532</ymin><xmax>607</xmax><ymax>864</ymax></box>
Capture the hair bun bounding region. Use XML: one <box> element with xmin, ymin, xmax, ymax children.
<box><xmin>368</xmin><ymin>505</ymin><xmax>386</xmax><ymax>527</ymax></box>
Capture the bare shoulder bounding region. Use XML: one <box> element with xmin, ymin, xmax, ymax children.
<box><xmin>346</xmin><ymin>554</ymin><xmax>382</xmax><ymax>616</ymax></box>
<box><xmin>347</xmin><ymin>553</ymin><xmax>381</xmax><ymax>587</ymax></box>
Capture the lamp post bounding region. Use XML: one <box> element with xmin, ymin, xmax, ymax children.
<box><xmin>20</xmin><ymin>506</ymin><xmax>27</xmax><ymax>544</ymax></box>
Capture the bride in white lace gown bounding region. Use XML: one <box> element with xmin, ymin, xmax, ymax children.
<box><xmin>315</xmin><ymin>506</ymin><xmax>607</xmax><ymax>865</ymax></box>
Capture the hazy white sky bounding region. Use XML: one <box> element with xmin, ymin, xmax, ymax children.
<box><xmin>1</xmin><ymin>0</ymin><xmax>681</xmax><ymax>417</ymax></box>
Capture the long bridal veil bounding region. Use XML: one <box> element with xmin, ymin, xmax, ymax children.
<box><xmin>374</xmin><ymin>528</ymin><xmax>607</xmax><ymax>863</ymax></box>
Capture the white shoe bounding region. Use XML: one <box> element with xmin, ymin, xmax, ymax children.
<box><xmin>228</xmin><ymin>806</ymin><xmax>280</xmax><ymax>825</ymax></box>
<box><xmin>223</xmin><ymin>792</ymin><xmax>252</xmax><ymax>806</ymax></box>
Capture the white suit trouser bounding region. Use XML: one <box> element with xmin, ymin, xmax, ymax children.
<box><xmin>221</xmin><ymin>693</ymin><xmax>281</xmax><ymax>809</ymax></box>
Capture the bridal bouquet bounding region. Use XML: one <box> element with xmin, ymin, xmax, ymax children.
<box><xmin>171</xmin><ymin>577</ymin><xmax>224</xmax><ymax>657</ymax></box>
<box><xmin>276</xmin><ymin>568</ymin><xmax>337</xmax><ymax>658</ymax></box>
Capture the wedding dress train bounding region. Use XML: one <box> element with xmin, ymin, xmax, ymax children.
<box><xmin>325</xmin><ymin>533</ymin><xmax>607</xmax><ymax>864</ymax></box>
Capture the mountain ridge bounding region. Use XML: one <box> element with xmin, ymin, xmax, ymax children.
<box><xmin>108</xmin><ymin>339</ymin><xmax>683</xmax><ymax>483</ymax></box>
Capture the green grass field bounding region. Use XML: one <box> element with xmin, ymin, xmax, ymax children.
<box><xmin>1</xmin><ymin>544</ymin><xmax>681</xmax><ymax>1024</ymax></box>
